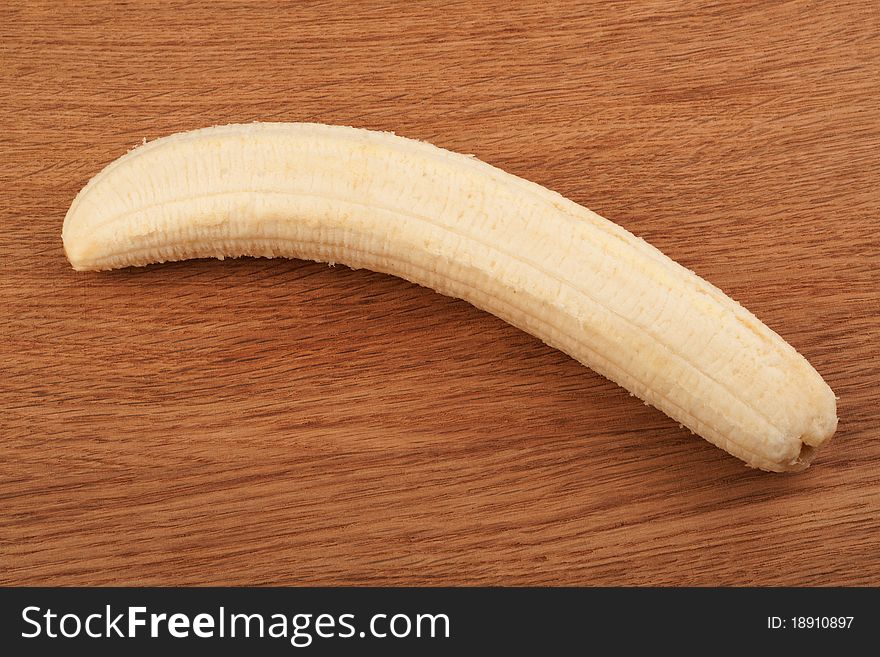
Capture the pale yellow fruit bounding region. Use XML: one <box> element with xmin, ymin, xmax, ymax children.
<box><xmin>63</xmin><ymin>123</ymin><xmax>837</xmax><ymax>471</ymax></box>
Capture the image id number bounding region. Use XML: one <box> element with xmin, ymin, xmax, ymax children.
<box><xmin>768</xmin><ymin>616</ymin><xmax>854</xmax><ymax>629</ymax></box>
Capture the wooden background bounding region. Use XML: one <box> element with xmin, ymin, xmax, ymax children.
<box><xmin>1</xmin><ymin>1</ymin><xmax>878</xmax><ymax>586</ymax></box>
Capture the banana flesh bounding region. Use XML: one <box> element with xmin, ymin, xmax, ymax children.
<box><xmin>62</xmin><ymin>123</ymin><xmax>837</xmax><ymax>471</ymax></box>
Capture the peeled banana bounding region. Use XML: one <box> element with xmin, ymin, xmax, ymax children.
<box><xmin>62</xmin><ymin>122</ymin><xmax>837</xmax><ymax>472</ymax></box>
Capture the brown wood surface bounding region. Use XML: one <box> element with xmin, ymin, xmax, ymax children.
<box><xmin>1</xmin><ymin>1</ymin><xmax>878</xmax><ymax>586</ymax></box>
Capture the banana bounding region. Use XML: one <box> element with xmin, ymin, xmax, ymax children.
<box><xmin>62</xmin><ymin>122</ymin><xmax>837</xmax><ymax>472</ymax></box>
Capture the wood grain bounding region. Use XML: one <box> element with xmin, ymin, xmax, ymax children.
<box><xmin>1</xmin><ymin>0</ymin><xmax>878</xmax><ymax>586</ymax></box>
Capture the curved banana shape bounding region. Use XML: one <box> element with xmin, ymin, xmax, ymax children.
<box><xmin>63</xmin><ymin>123</ymin><xmax>837</xmax><ymax>472</ymax></box>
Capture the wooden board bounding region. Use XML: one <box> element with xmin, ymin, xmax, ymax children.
<box><xmin>1</xmin><ymin>1</ymin><xmax>878</xmax><ymax>586</ymax></box>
